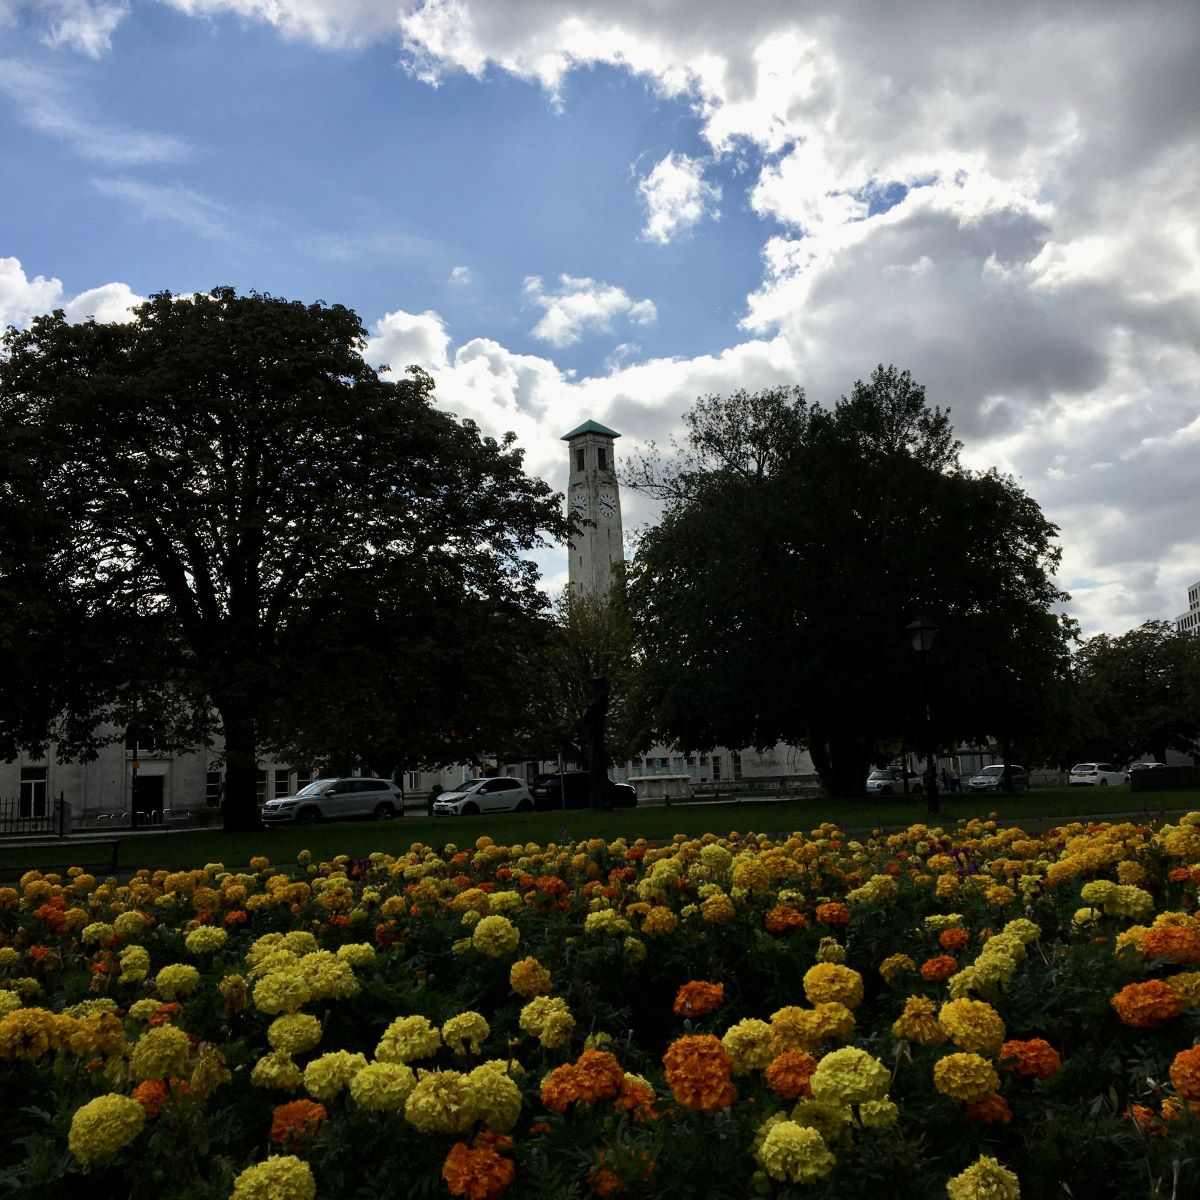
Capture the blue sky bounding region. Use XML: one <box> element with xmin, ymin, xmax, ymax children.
<box><xmin>2</xmin><ymin>1</ymin><xmax>1199</xmax><ymax>634</ymax></box>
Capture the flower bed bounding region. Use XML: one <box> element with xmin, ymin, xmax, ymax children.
<box><xmin>3</xmin><ymin>814</ymin><xmax>1200</xmax><ymax>1198</ymax></box>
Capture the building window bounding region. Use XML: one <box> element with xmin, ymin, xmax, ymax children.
<box><xmin>256</xmin><ymin>770</ymin><xmax>268</xmax><ymax>804</ymax></box>
<box><xmin>407</xmin><ymin>771</ymin><xmax>421</xmax><ymax>791</ymax></box>
<box><xmin>712</xmin><ymin>756</ymin><xmax>722</xmax><ymax>782</ymax></box>
<box><xmin>124</xmin><ymin>725</ymin><xmax>159</xmax><ymax>756</ymax></box>
<box><xmin>206</xmin><ymin>771</ymin><xmax>223</xmax><ymax>808</ymax></box>
<box><xmin>597</xmin><ymin>447</ymin><xmax>607</xmax><ymax>470</ymax></box>
<box><xmin>576</xmin><ymin>447</ymin><xmax>585</xmax><ymax>471</ymax></box>
<box><xmin>274</xmin><ymin>769</ymin><xmax>291</xmax><ymax>798</ymax></box>
<box><xmin>732</xmin><ymin>752</ymin><xmax>742</xmax><ymax>781</ymax></box>
<box><xmin>20</xmin><ymin>767</ymin><xmax>48</xmax><ymax>818</ymax></box>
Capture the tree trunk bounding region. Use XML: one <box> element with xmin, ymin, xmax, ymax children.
<box><xmin>219</xmin><ymin>703</ymin><xmax>262</xmax><ymax>832</ymax></box>
<box><xmin>811</xmin><ymin>725</ymin><xmax>870</xmax><ymax>798</ymax></box>
<box><xmin>584</xmin><ymin>677</ymin><xmax>611</xmax><ymax>811</ymax></box>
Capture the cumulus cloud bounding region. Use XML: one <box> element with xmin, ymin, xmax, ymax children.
<box><xmin>366</xmin><ymin>308</ymin><xmax>452</xmax><ymax>374</ymax></box>
<box><xmin>523</xmin><ymin>274</ymin><xmax>656</xmax><ymax>347</ymax></box>
<box><xmin>638</xmin><ymin>152</ymin><xmax>721</xmax><ymax>243</ymax></box>
<box><xmin>449</xmin><ymin>265</ymin><xmax>471</xmax><ymax>285</ymax></box>
<box><xmin>0</xmin><ymin>256</ymin><xmax>142</xmax><ymax>329</ymax></box>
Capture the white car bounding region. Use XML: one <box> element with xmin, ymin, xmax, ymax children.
<box><xmin>432</xmin><ymin>777</ymin><xmax>535</xmax><ymax>816</ymax></box>
<box><xmin>1126</xmin><ymin>762</ymin><xmax>1168</xmax><ymax>780</ymax></box>
<box><xmin>1068</xmin><ymin>762</ymin><xmax>1126</xmax><ymax>787</ymax></box>
<box><xmin>261</xmin><ymin>777</ymin><xmax>404</xmax><ymax>825</ymax></box>
<box><xmin>865</xmin><ymin>768</ymin><xmax>924</xmax><ymax>796</ymax></box>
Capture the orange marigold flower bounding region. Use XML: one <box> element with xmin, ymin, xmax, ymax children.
<box><xmin>1140</xmin><ymin>926</ymin><xmax>1200</xmax><ymax>965</ymax></box>
<box><xmin>963</xmin><ymin>1093</ymin><xmax>1012</xmax><ymax>1124</ymax></box>
<box><xmin>442</xmin><ymin>1133</ymin><xmax>516</xmax><ymax>1200</ymax></box>
<box><xmin>269</xmin><ymin>1099</ymin><xmax>328</xmax><ymax>1145</ymax></box>
<box><xmin>573</xmin><ymin>1050</ymin><xmax>625</xmax><ymax>1103</ymax></box>
<box><xmin>764</xmin><ymin>1050</ymin><xmax>818</xmax><ymax>1100</ymax></box>
<box><xmin>131</xmin><ymin>1079</ymin><xmax>170</xmax><ymax>1119</ymax></box>
<box><xmin>920</xmin><ymin>955</ymin><xmax>959</xmax><ymax>982</ymax></box>
<box><xmin>939</xmin><ymin>928</ymin><xmax>970</xmax><ymax>952</ymax></box>
<box><xmin>1126</xmin><ymin>1103</ymin><xmax>1164</xmax><ymax>1134</ymax></box>
<box><xmin>814</xmin><ymin>902</ymin><xmax>851</xmax><ymax>927</ymax></box>
<box><xmin>1169</xmin><ymin>1046</ymin><xmax>1200</xmax><ymax>1100</ymax></box>
<box><xmin>673</xmin><ymin>980</ymin><xmax>725</xmax><ymax>1018</ymax></box>
<box><xmin>224</xmin><ymin>910</ymin><xmax>248</xmax><ymax>927</ymax></box>
<box><xmin>999</xmin><ymin>1038</ymin><xmax>1061</xmax><ymax>1079</ymax></box>
<box><xmin>663</xmin><ymin>1035</ymin><xmax>736</xmax><ymax>1112</ymax></box>
<box><xmin>539</xmin><ymin>1063</ymin><xmax>579</xmax><ymax>1113</ymax></box>
<box><xmin>764</xmin><ymin>906</ymin><xmax>807</xmax><ymax>934</ymax></box>
<box><xmin>1111</xmin><ymin>980</ymin><xmax>1186</xmax><ymax>1028</ymax></box>
<box><xmin>614</xmin><ymin>1078</ymin><xmax>658</xmax><ymax>1122</ymax></box>
<box><xmin>147</xmin><ymin>1003</ymin><xmax>182</xmax><ymax>1026</ymax></box>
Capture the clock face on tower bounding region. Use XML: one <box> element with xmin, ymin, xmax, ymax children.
<box><xmin>599</xmin><ymin>490</ymin><xmax>616</xmax><ymax>519</ymax></box>
<box><xmin>571</xmin><ymin>491</ymin><xmax>588</xmax><ymax>517</ymax></box>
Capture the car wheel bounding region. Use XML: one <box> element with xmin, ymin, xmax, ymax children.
<box><xmin>461</xmin><ymin>802</ymin><xmax>479</xmax><ymax>816</ymax></box>
<box><xmin>516</xmin><ymin>799</ymin><xmax>533</xmax><ymax>813</ymax></box>
<box><xmin>297</xmin><ymin>808</ymin><xmax>321</xmax><ymax>825</ymax></box>
<box><xmin>879</xmin><ymin>786</ymin><xmax>893</xmax><ymax>796</ymax></box>
<box><xmin>374</xmin><ymin>802</ymin><xmax>396</xmax><ymax>820</ymax></box>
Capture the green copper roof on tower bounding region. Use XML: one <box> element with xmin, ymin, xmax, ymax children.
<box><xmin>561</xmin><ymin>419</ymin><xmax>621</xmax><ymax>440</ymax></box>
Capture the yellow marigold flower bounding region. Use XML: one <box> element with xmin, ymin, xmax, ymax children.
<box><xmin>472</xmin><ymin>915</ymin><xmax>521</xmax><ymax>957</ymax></box>
<box><xmin>815</xmin><ymin>937</ymin><xmax>846</xmax><ymax>963</ymax></box>
<box><xmin>757</xmin><ymin>1121</ymin><xmax>836</xmax><ymax>1183</ymax></box>
<box><xmin>642</xmin><ymin>907</ymin><xmax>678</xmax><ymax>936</ymax></box>
<box><xmin>443</xmin><ymin>1012</ymin><xmax>490</xmax><ymax>1057</ymax></box>
<box><xmin>128</xmin><ymin>999</ymin><xmax>162</xmax><ymax>1022</ymax></box>
<box><xmin>189</xmin><ymin>1043</ymin><xmax>232</xmax><ymax>1100</ymax></box>
<box><xmin>267</xmin><ymin>1013</ymin><xmax>323</xmax><ymax>1056</ymax></box>
<box><xmin>721</xmin><ymin>1019</ymin><xmax>775</xmax><ymax>1074</ymax></box>
<box><xmin>892</xmin><ymin>996</ymin><xmax>948</xmax><ymax>1047</ymax></box>
<box><xmin>404</xmin><ymin>1069</ymin><xmax>476</xmax><ymax>1133</ymax></box>
<box><xmin>68</xmin><ymin>1094</ymin><xmax>145</xmax><ymax>1167</ymax></box>
<box><xmin>184</xmin><ymin>927</ymin><xmax>228</xmax><ymax>955</ymax></box>
<box><xmin>700</xmin><ymin>893</ymin><xmax>736</xmax><ymax>924</ymax></box>
<box><xmin>860</xmin><ymin>1096</ymin><xmax>899</xmax><ymax>1127</ymax></box>
<box><xmin>803</xmin><ymin>964</ymin><xmax>864</xmax><ymax>1009</ymax></box>
<box><xmin>938</xmin><ymin>999</ymin><xmax>1005</xmax><ymax>1056</ymax></box>
<box><xmin>251</xmin><ymin>1051</ymin><xmax>304</xmax><ymax>1092</ymax></box>
<box><xmin>0</xmin><ymin>946</ymin><xmax>21</xmax><ymax>970</ymax></box>
<box><xmin>63</xmin><ymin>1011</ymin><xmax>125</xmax><ymax>1058</ymax></box>
<box><xmin>154</xmin><ymin>963</ymin><xmax>200</xmax><ymax>1001</ymax></box>
<box><xmin>0</xmin><ymin>1007</ymin><xmax>60</xmax><ymax>1060</ymax></box>
<box><xmin>731</xmin><ymin>857</ymin><xmax>770</xmax><ymax>893</ymax></box>
<box><xmin>335</xmin><ymin>943</ymin><xmax>376</xmax><ymax>968</ymax></box>
<box><xmin>879</xmin><ymin>954</ymin><xmax>916</xmax><ymax>985</ymax></box>
<box><xmin>81</xmin><ymin>921</ymin><xmax>116</xmax><ymax>946</ymax></box>
<box><xmin>450</xmin><ymin>887</ymin><xmax>492</xmax><ymax>916</ymax></box>
<box><xmin>509</xmin><ymin>956</ymin><xmax>551</xmax><ymax>997</ymax></box>
<box><xmin>936</xmin><ymin>874</ymin><xmax>961</xmax><ymax>900</ymax></box>
<box><xmin>130</xmin><ymin>1025</ymin><xmax>191</xmax><ymax>1080</ymax></box>
<box><xmin>249</xmin><ymin>856</ymin><xmax>270</xmax><ymax>871</ymax></box>
<box><xmin>583</xmin><ymin>910</ymin><xmax>632</xmax><ymax>936</ymax></box>
<box><xmin>809</xmin><ymin>1046</ymin><xmax>890</xmax><ymax>1106</ymax></box>
<box><xmin>349</xmin><ymin>1061</ymin><xmax>417</xmax><ymax>1111</ymax></box>
<box><xmin>1167</xmin><ymin>972</ymin><xmax>1200</xmax><ymax>1008</ymax></box>
<box><xmin>297</xmin><ymin>951</ymin><xmax>360</xmax><ymax>1003</ymax></box>
<box><xmin>252</xmin><ymin>971</ymin><xmax>313</xmax><ymax>1016</ymax></box>
<box><xmin>303</xmin><ymin>1050</ymin><xmax>367</xmax><ymax>1101</ymax></box>
<box><xmin>986</xmin><ymin>885</ymin><xmax>1016</xmax><ymax>907</ymax></box>
<box><xmin>219</xmin><ymin>974</ymin><xmax>249</xmax><ymax>1014</ymax></box>
<box><xmin>377</xmin><ymin>1015</ymin><xmax>442</xmax><ymax>1064</ymax></box>
<box><xmin>945</xmin><ymin>1154</ymin><xmax>1020</xmax><ymax>1200</ymax></box>
<box><xmin>231</xmin><ymin>1154</ymin><xmax>316</xmax><ymax>1200</ymax></box>
<box><xmin>933</xmin><ymin>1053</ymin><xmax>1000</xmax><ymax>1103</ymax></box>
<box><xmin>1118</xmin><ymin>860</ymin><xmax>1145</xmax><ymax>885</ymax></box>
<box><xmin>809</xmin><ymin>1002</ymin><xmax>856</xmax><ymax>1046</ymax></box>
<box><xmin>519</xmin><ymin>996</ymin><xmax>574</xmax><ymax>1044</ymax></box>
<box><xmin>466</xmin><ymin>1062</ymin><xmax>522</xmax><ymax>1132</ymax></box>
<box><xmin>0</xmin><ymin>992</ymin><xmax>21</xmax><ymax>1017</ymax></box>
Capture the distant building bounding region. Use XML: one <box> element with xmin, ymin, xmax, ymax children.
<box><xmin>1176</xmin><ymin>579</ymin><xmax>1200</xmax><ymax>634</ymax></box>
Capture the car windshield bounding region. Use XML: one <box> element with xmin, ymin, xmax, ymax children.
<box><xmin>450</xmin><ymin>780</ymin><xmax>485</xmax><ymax>793</ymax></box>
<box><xmin>867</xmin><ymin>771</ymin><xmax>893</xmax><ymax>780</ymax></box>
<box><xmin>978</xmin><ymin>766</ymin><xmax>1005</xmax><ymax>777</ymax></box>
<box><xmin>295</xmin><ymin>779</ymin><xmax>336</xmax><ymax>797</ymax></box>
<box><xmin>1071</xmin><ymin>764</ymin><xmax>1097</xmax><ymax>772</ymax></box>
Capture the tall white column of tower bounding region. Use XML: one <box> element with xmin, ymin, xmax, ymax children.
<box><xmin>562</xmin><ymin>420</ymin><xmax>624</xmax><ymax>602</ymax></box>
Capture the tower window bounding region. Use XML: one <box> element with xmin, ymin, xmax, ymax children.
<box><xmin>576</xmin><ymin>448</ymin><xmax>585</xmax><ymax>471</ymax></box>
<box><xmin>597</xmin><ymin>447</ymin><xmax>607</xmax><ymax>470</ymax></box>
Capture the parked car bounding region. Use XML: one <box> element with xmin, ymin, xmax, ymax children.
<box><xmin>865</xmin><ymin>768</ymin><xmax>924</xmax><ymax>796</ymax></box>
<box><xmin>1126</xmin><ymin>762</ymin><xmax>1168</xmax><ymax>780</ymax></box>
<box><xmin>1069</xmin><ymin>762</ymin><xmax>1126</xmax><ymax>787</ymax></box>
<box><xmin>260</xmin><ymin>777</ymin><xmax>403</xmax><ymax>825</ymax></box>
<box><xmin>966</xmin><ymin>764</ymin><xmax>1031</xmax><ymax>792</ymax></box>
<box><xmin>530</xmin><ymin>771</ymin><xmax>638</xmax><ymax>811</ymax></box>
<box><xmin>432</xmin><ymin>777</ymin><xmax>535</xmax><ymax>816</ymax></box>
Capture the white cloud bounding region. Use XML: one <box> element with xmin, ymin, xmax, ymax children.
<box><xmin>92</xmin><ymin>177</ymin><xmax>230</xmax><ymax>238</ymax></box>
<box><xmin>296</xmin><ymin>228</ymin><xmax>434</xmax><ymax>263</ymax></box>
<box><xmin>0</xmin><ymin>256</ymin><xmax>142</xmax><ymax>329</ymax></box>
<box><xmin>39</xmin><ymin>0</ymin><xmax>128</xmax><ymax>57</ymax></box>
<box><xmin>366</xmin><ymin>308</ymin><xmax>451</xmax><ymax>374</ymax></box>
<box><xmin>523</xmin><ymin>274</ymin><xmax>656</xmax><ymax>347</ymax></box>
<box><xmin>449</xmin><ymin>265</ymin><xmax>471</xmax><ymax>285</ymax></box>
<box><xmin>637</xmin><ymin>152</ymin><xmax>721</xmax><ymax>244</ymax></box>
<box><xmin>0</xmin><ymin>58</ymin><xmax>188</xmax><ymax>163</ymax></box>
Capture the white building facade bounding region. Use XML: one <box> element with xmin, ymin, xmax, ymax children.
<box><xmin>1176</xmin><ymin>579</ymin><xmax>1200</xmax><ymax>634</ymax></box>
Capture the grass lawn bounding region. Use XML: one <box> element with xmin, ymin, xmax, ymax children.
<box><xmin>2</xmin><ymin>785</ymin><xmax>1196</xmax><ymax>878</ymax></box>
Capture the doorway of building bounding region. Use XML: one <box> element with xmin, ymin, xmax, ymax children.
<box><xmin>132</xmin><ymin>775</ymin><xmax>164</xmax><ymax>828</ymax></box>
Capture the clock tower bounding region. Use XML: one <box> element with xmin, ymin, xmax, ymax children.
<box><xmin>562</xmin><ymin>419</ymin><xmax>624</xmax><ymax>602</ymax></box>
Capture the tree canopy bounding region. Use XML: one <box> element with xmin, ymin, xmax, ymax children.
<box><xmin>0</xmin><ymin>288</ymin><xmax>566</xmax><ymax>828</ymax></box>
<box><xmin>626</xmin><ymin>367</ymin><xmax>1072</xmax><ymax>796</ymax></box>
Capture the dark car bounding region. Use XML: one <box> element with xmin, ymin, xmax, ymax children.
<box><xmin>530</xmin><ymin>772</ymin><xmax>637</xmax><ymax>811</ymax></box>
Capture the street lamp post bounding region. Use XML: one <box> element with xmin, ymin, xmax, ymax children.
<box><xmin>906</xmin><ymin>616</ymin><xmax>940</xmax><ymax>818</ymax></box>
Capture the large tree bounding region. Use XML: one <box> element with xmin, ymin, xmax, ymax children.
<box><xmin>626</xmin><ymin>368</ymin><xmax>1070</xmax><ymax>797</ymax></box>
<box><xmin>0</xmin><ymin>288</ymin><xmax>566</xmax><ymax>829</ymax></box>
<box><xmin>1070</xmin><ymin>620</ymin><xmax>1200</xmax><ymax>765</ymax></box>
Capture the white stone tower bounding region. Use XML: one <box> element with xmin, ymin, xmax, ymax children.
<box><xmin>563</xmin><ymin>419</ymin><xmax>624</xmax><ymax>602</ymax></box>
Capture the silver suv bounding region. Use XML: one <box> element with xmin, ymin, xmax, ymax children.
<box><xmin>966</xmin><ymin>765</ymin><xmax>1030</xmax><ymax>792</ymax></box>
<box><xmin>261</xmin><ymin>778</ymin><xmax>404</xmax><ymax>825</ymax></box>
<box><xmin>865</xmin><ymin>768</ymin><xmax>924</xmax><ymax>796</ymax></box>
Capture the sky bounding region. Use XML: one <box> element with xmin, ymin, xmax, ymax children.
<box><xmin>2</xmin><ymin>0</ymin><xmax>1198</xmax><ymax>636</ymax></box>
